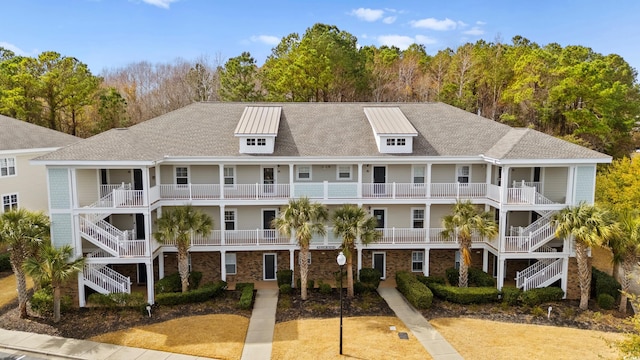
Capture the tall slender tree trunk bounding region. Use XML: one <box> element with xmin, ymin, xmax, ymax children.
<box><xmin>178</xmin><ymin>247</ymin><xmax>189</xmax><ymax>293</ymax></box>
<box><xmin>346</xmin><ymin>253</ymin><xmax>354</xmax><ymax>298</ymax></box>
<box><xmin>300</xmin><ymin>247</ymin><xmax>309</xmax><ymax>300</ymax></box>
<box><xmin>53</xmin><ymin>286</ymin><xmax>61</xmax><ymax>323</ymax></box>
<box><xmin>458</xmin><ymin>238</ymin><xmax>471</xmax><ymax>288</ymax></box>
<box><xmin>576</xmin><ymin>242</ymin><xmax>591</xmax><ymax>310</ymax></box>
<box><xmin>620</xmin><ymin>253</ymin><xmax>635</xmax><ymax>313</ymax></box>
<box><xmin>10</xmin><ymin>252</ymin><xmax>29</xmax><ymax>318</ymax></box>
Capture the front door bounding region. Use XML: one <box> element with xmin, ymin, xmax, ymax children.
<box><xmin>137</xmin><ymin>263</ymin><xmax>147</xmax><ymax>284</ymax></box>
<box><xmin>373</xmin><ymin>209</ymin><xmax>385</xmax><ymax>228</ymax></box>
<box><xmin>264</xmin><ymin>253</ymin><xmax>277</xmax><ymax>280</ymax></box>
<box><xmin>135</xmin><ymin>213</ymin><xmax>145</xmax><ymax>240</ymax></box>
<box><xmin>373</xmin><ymin>252</ymin><xmax>386</xmax><ymax>279</ymax></box>
<box><xmin>373</xmin><ymin>166</ymin><xmax>386</xmax><ymax>194</ymax></box>
<box><xmin>133</xmin><ymin>169</ymin><xmax>143</xmax><ymax>190</ymax></box>
<box><xmin>263</xmin><ymin>210</ymin><xmax>276</xmax><ymax>240</ymax></box>
<box><xmin>263</xmin><ymin>167</ymin><xmax>275</xmax><ymax>194</ymax></box>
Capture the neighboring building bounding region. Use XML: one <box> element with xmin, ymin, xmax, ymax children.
<box><xmin>0</xmin><ymin>115</ymin><xmax>79</xmax><ymax>213</ymax></box>
<box><xmin>33</xmin><ymin>102</ymin><xmax>611</xmax><ymax>306</ymax></box>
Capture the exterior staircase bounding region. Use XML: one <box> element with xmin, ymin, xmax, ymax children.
<box><xmin>505</xmin><ymin>210</ymin><xmax>557</xmax><ymax>252</ymax></box>
<box><xmin>83</xmin><ymin>261</ymin><xmax>131</xmax><ymax>295</ymax></box>
<box><xmin>515</xmin><ymin>256</ymin><xmax>563</xmax><ymax>291</ymax></box>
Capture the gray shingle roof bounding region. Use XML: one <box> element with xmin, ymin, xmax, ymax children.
<box><xmin>0</xmin><ymin>115</ymin><xmax>80</xmax><ymax>151</ymax></box>
<box><xmin>34</xmin><ymin>102</ymin><xmax>610</xmax><ymax>162</ymax></box>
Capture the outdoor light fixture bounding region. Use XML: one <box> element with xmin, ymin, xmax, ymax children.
<box><xmin>336</xmin><ymin>251</ymin><xmax>346</xmax><ymax>355</ymax></box>
<box><xmin>146</xmin><ymin>305</ymin><xmax>152</xmax><ymax>317</ymax></box>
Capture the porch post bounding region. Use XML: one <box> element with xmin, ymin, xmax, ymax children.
<box><xmin>566</xmin><ymin>166</ymin><xmax>575</xmax><ymax>205</ymax></box>
<box><xmin>144</xmin><ymin>212</ymin><xmax>150</xmax><ymax>256</ymax></box>
<box><xmin>146</xmin><ymin>261</ymin><xmax>154</xmax><ymax>304</ymax></box>
<box><xmin>77</xmin><ymin>273</ymin><xmax>86</xmax><ymax>307</ymax></box>
<box><xmin>219</xmin><ymin>204</ymin><xmax>226</xmax><ymax>246</ymax></box>
<box><xmin>426</xmin><ymin>163</ymin><xmax>432</xmax><ymax>198</ymax></box>
<box><xmin>561</xmin><ymin>256</ymin><xmax>569</xmax><ymax>299</ymax></box>
<box><xmin>158</xmin><ymin>251</ymin><xmax>165</xmax><ymax>279</ymax></box>
<box><xmin>357</xmin><ymin>164</ymin><xmax>363</xmax><ymax>198</ymax></box>
<box><xmin>496</xmin><ymin>255</ymin><xmax>505</xmax><ymax>290</ymax></box>
<box><xmin>501</xmin><ymin>165</ymin><xmax>510</xmax><ymax>204</ymax></box>
<box><xmin>356</xmin><ymin>245</ymin><xmax>363</xmax><ymax>280</ymax></box>
<box><xmin>141</xmin><ymin>167</ymin><xmax>149</xmax><ymax>206</ymax></box>
<box><xmin>499</xmin><ymin>210</ymin><xmax>507</xmax><ymax>252</ymax></box>
<box><xmin>218</xmin><ymin>164</ymin><xmax>225</xmax><ymax>199</ymax></box>
<box><xmin>482</xmin><ymin>249</ymin><xmax>489</xmax><ymax>273</ymax></box>
<box><xmin>289</xmin><ymin>164</ymin><xmax>295</xmax><ymax>197</ymax></box>
<box><xmin>424</xmin><ymin>204</ymin><xmax>431</xmax><ymax>243</ymax></box>
<box><xmin>220</xmin><ymin>250</ymin><xmax>227</xmax><ymax>282</ymax></box>
<box><xmin>289</xmin><ymin>249</ymin><xmax>295</xmax><ymax>287</ymax></box>
<box><xmin>424</xmin><ymin>248</ymin><xmax>430</xmax><ymax>276</ymax></box>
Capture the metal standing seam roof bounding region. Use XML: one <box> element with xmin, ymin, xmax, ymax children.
<box><xmin>363</xmin><ymin>107</ymin><xmax>418</xmax><ymax>136</ymax></box>
<box><xmin>234</xmin><ymin>106</ymin><xmax>281</xmax><ymax>136</ymax></box>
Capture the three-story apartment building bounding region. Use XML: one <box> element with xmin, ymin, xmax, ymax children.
<box><xmin>33</xmin><ymin>103</ymin><xmax>611</xmax><ymax>306</ymax></box>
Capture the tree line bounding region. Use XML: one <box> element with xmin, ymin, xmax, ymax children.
<box><xmin>1</xmin><ymin>23</ymin><xmax>639</xmax><ymax>157</ymax></box>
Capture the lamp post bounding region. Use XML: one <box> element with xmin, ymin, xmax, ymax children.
<box><xmin>336</xmin><ymin>251</ymin><xmax>346</xmax><ymax>355</ymax></box>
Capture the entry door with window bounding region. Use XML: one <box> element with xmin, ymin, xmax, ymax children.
<box><xmin>373</xmin><ymin>209</ymin><xmax>385</xmax><ymax>229</ymax></box>
<box><xmin>263</xmin><ymin>210</ymin><xmax>276</xmax><ymax>240</ymax></box>
<box><xmin>373</xmin><ymin>252</ymin><xmax>386</xmax><ymax>279</ymax></box>
<box><xmin>373</xmin><ymin>166</ymin><xmax>386</xmax><ymax>195</ymax></box>
<box><xmin>264</xmin><ymin>253</ymin><xmax>277</xmax><ymax>281</ymax></box>
<box><xmin>263</xmin><ymin>167</ymin><xmax>275</xmax><ymax>194</ymax></box>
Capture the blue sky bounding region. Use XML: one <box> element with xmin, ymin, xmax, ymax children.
<box><xmin>2</xmin><ymin>0</ymin><xmax>640</xmax><ymax>75</ymax></box>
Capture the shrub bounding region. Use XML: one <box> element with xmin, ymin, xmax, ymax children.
<box><xmin>235</xmin><ymin>283</ymin><xmax>253</xmax><ymax>291</ymax></box>
<box><xmin>597</xmin><ymin>293</ymin><xmax>616</xmax><ymax>310</ymax></box>
<box><xmin>279</xmin><ymin>284</ymin><xmax>292</xmax><ymax>294</ymax></box>
<box><xmin>277</xmin><ymin>269</ymin><xmax>293</xmax><ymax>286</ymax></box>
<box><xmin>318</xmin><ymin>281</ymin><xmax>332</xmax><ymax>295</ymax></box>
<box><xmin>354</xmin><ymin>281</ymin><xmax>377</xmax><ymax>294</ymax></box>
<box><xmin>428</xmin><ymin>283</ymin><xmax>499</xmax><ymax>304</ymax></box>
<box><xmin>155</xmin><ymin>280</ymin><xmax>226</xmax><ymax>306</ymax></box>
<box><xmin>155</xmin><ymin>271</ymin><xmax>203</xmax><ymax>293</ymax></box>
<box><xmin>238</xmin><ymin>283</ymin><xmax>254</xmax><ymax>310</ymax></box>
<box><xmin>396</xmin><ymin>271</ymin><xmax>433</xmax><ymax>309</ymax></box>
<box><xmin>296</xmin><ymin>278</ymin><xmax>314</xmax><ymax>290</ymax></box>
<box><xmin>531</xmin><ymin>305</ymin><xmax>546</xmax><ymax>318</ymax></box>
<box><xmin>445</xmin><ymin>267</ymin><xmax>495</xmax><ymax>287</ymax></box>
<box><xmin>521</xmin><ymin>287</ymin><xmax>564</xmax><ymax>306</ymax></box>
<box><xmin>30</xmin><ymin>287</ymin><xmax>71</xmax><ymax>316</ymax></box>
<box><xmin>359</xmin><ymin>268</ymin><xmax>381</xmax><ymax>289</ymax></box>
<box><xmin>88</xmin><ymin>292</ymin><xmax>145</xmax><ymax>308</ymax></box>
<box><xmin>592</xmin><ymin>267</ymin><xmax>621</xmax><ymax>301</ymax></box>
<box><xmin>501</xmin><ymin>286</ymin><xmax>522</xmax><ymax>306</ymax></box>
<box><xmin>0</xmin><ymin>253</ymin><xmax>10</xmax><ymax>272</ymax></box>
<box><xmin>416</xmin><ymin>275</ymin><xmax>446</xmax><ymax>287</ymax></box>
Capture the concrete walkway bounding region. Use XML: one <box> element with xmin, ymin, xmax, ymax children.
<box><xmin>377</xmin><ymin>287</ymin><xmax>463</xmax><ymax>360</ymax></box>
<box><xmin>0</xmin><ymin>327</ymin><xmax>212</xmax><ymax>359</ymax></box>
<box><xmin>240</xmin><ymin>288</ymin><xmax>278</xmax><ymax>360</ymax></box>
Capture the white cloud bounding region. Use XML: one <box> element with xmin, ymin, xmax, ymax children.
<box><xmin>415</xmin><ymin>35</ymin><xmax>437</xmax><ymax>45</ymax></box>
<box><xmin>410</xmin><ymin>17</ymin><xmax>457</xmax><ymax>31</ymax></box>
<box><xmin>250</xmin><ymin>35</ymin><xmax>280</xmax><ymax>46</ymax></box>
<box><xmin>377</xmin><ymin>35</ymin><xmax>437</xmax><ymax>50</ymax></box>
<box><xmin>0</xmin><ymin>41</ymin><xmax>27</xmax><ymax>55</ymax></box>
<box><xmin>141</xmin><ymin>0</ymin><xmax>178</xmax><ymax>9</ymax></box>
<box><xmin>476</xmin><ymin>21</ymin><xmax>487</xmax><ymax>25</ymax></box>
<box><xmin>383</xmin><ymin>16</ymin><xmax>397</xmax><ymax>24</ymax></box>
<box><xmin>350</xmin><ymin>8</ymin><xmax>384</xmax><ymax>22</ymax></box>
<box><xmin>463</xmin><ymin>27</ymin><xmax>484</xmax><ymax>36</ymax></box>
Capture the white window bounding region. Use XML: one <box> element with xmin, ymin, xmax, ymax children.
<box><xmin>296</xmin><ymin>165</ymin><xmax>311</xmax><ymax>180</ymax></box>
<box><xmin>224</xmin><ymin>210</ymin><xmax>236</xmax><ymax>231</ymax></box>
<box><xmin>2</xmin><ymin>194</ymin><xmax>18</xmax><ymax>212</ymax></box>
<box><xmin>397</xmin><ymin>138</ymin><xmax>406</xmax><ymax>146</ymax></box>
<box><xmin>386</xmin><ymin>138</ymin><xmax>395</xmax><ymax>146</ymax></box>
<box><xmin>226</xmin><ymin>253</ymin><xmax>237</xmax><ymax>274</ymax></box>
<box><xmin>257</xmin><ymin>138</ymin><xmax>266</xmax><ymax>146</ymax></box>
<box><xmin>412</xmin><ymin>251</ymin><xmax>424</xmax><ymax>272</ymax></box>
<box><xmin>412</xmin><ymin>166</ymin><xmax>425</xmax><ymax>184</ymax></box>
<box><xmin>224</xmin><ymin>166</ymin><xmax>235</xmax><ymax>187</ymax></box>
<box><xmin>454</xmin><ymin>251</ymin><xmax>461</xmax><ymax>269</ymax></box>
<box><xmin>0</xmin><ymin>158</ymin><xmax>16</xmax><ymax>177</ymax></box>
<box><xmin>412</xmin><ymin>208</ymin><xmax>424</xmax><ymax>228</ymax></box>
<box><xmin>337</xmin><ymin>165</ymin><xmax>352</xmax><ymax>180</ymax></box>
<box><xmin>457</xmin><ymin>165</ymin><xmax>470</xmax><ymax>184</ymax></box>
<box><xmin>246</xmin><ymin>138</ymin><xmax>256</xmax><ymax>146</ymax></box>
<box><xmin>175</xmin><ymin>167</ymin><xmax>188</xmax><ymax>185</ymax></box>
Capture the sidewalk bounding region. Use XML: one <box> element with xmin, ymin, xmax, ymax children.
<box><xmin>240</xmin><ymin>288</ymin><xmax>279</xmax><ymax>360</ymax></box>
<box><xmin>0</xmin><ymin>327</ymin><xmax>212</xmax><ymax>360</ymax></box>
<box><xmin>377</xmin><ymin>287</ymin><xmax>463</xmax><ymax>360</ymax></box>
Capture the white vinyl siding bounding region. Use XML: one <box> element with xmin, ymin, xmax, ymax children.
<box><xmin>48</xmin><ymin>168</ymin><xmax>71</xmax><ymax>209</ymax></box>
<box><xmin>50</xmin><ymin>213</ymin><xmax>73</xmax><ymax>247</ymax></box>
<box><xmin>574</xmin><ymin>166</ymin><xmax>596</xmax><ymax>204</ymax></box>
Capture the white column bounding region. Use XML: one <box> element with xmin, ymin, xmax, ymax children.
<box><xmin>501</xmin><ymin>165</ymin><xmax>510</xmax><ymax>205</ymax></box>
<box><xmin>77</xmin><ymin>273</ymin><xmax>86</xmax><ymax>307</ymax></box>
<box><xmin>146</xmin><ymin>261</ymin><xmax>154</xmax><ymax>304</ymax></box>
<box><xmin>141</xmin><ymin>167</ymin><xmax>149</xmax><ymax>206</ymax></box>
<box><xmin>289</xmin><ymin>164</ymin><xmax>295</xmax><ymax>197</ymax></box>
<box><xmin>219</xmin><ymin>204</ymin><xmax>226</xmax><ymax>246</ymax></box>
<box><xmin>424</xmin><ymin>204</ymin><xmax>431</xmax><ymax>242</ymax></box>
<box><xmin>424</xmin><ymin>248</ymin><xmax>430</xmax><ymax>276</ymax></box>
<box><xmin>426</xmin><ymin>163</ymin><xmax>432</xmax><ymax>198</ymax></box>
<box><xmin>158</xmin><ymin>252</ymin><xmax>165</xmax><ymax>279</ymax></box>
<box><xmin>499</xmin><ymin>210</ymin><xmax>507</xmax><ymax>252</ymax></box>
<box><xmin>144</xmin><ymin>213</ymin><xmax>150</xmax><ymax>256</ymax></box>
<box><xmin>289</xmin><ymin>249</ymin><xmax>295</xmax><ymax>287</ymax></box>
<box><xmin>496</xmin><ymin>255</ymin><xmax>505</xmax><ymax>290</ymax></box>
<box><xmin>561</xmin><ymin>256</ymin><xmax>569</xmax><ymax>299</ymax></box>
<box><xmin>482</xmin><ymin>249</ymin><xmax>489</xmax><ymax>272</ymax></box>
<box><xmin>218</xmin><ymin>164</ymin><xmax>225</xmax><ymax>199</ymax></box>
<box><xmin>565</xmin><ymin>166</ymin><xmax>575</xmax><ymax>205</ymax></box>
<box><xmin>357</xmin><ymin>163</ymin><xmax>363</xmax><ymax>198</ymax></box>
<box><xmin>220</xmin><ymin>250</ymin><xmax>227</xmax><ymax>282</ymax></box>
<box><xmin>357</xmin><ymin>246</ymin><xmax>363</xmax><ymax>280</ymax></box>
<box><xmin>485</xmin><ymin>163</ymin><xmax>492</xmax><ymax>184</ymax></box>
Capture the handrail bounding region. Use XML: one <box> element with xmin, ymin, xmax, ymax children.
<box><xmin>518</xmin><ymin>258</ymin><xmax>563</xmax><ymax>291</ymax></box>
<box><xmin>84</xmin><ymin>264</ymin><xmax>130</xmax><ymax>294</ymax></box>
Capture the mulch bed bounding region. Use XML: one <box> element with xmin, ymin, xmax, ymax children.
<box><xmin>0</xmin><ymin>283</ymin><xmax>634</xmax><ymax>340</ymax></box>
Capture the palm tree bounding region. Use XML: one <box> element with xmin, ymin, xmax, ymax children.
<box><xmin>332</xmin><ymin>204</ymin><xmax>381</xmax><ymax>298</ymax></box>
<box><xmin>442</xmin><ymin>200</ymin><xmax>498</xmax><ymax>288</ymax></box>
<box><xmin>608</xmin><ymin>209</ymin><xmax>640</xmax><ymax>313</ymax></box>
<box><xmin>23</xmin><ymin>244</ymin><xmax>84</xmax><ymax>323</ymax></box>
<box><xmin>154</xmin><ymin>205</ymin><xmax>213</xmax><ymax>293</ymax></box>
<box><xmin>273</xmin><ymin>197</ymin><xmax>328</xmax><ymax>300</ymax></box>
<box><xmin>553</xmin><ymin>203</ymin><xmax>616</xmax><ymax>310</ymax></box>
<box><xmin>0</xmin><ymin>209</ymin><xmax>49</xmax><ymax>318</ymax></box>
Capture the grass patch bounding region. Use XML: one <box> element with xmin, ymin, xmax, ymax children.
<box><xmin>0</xmin><ymin>274</ymin><xmax>33</xmax><ymax>307</ymax></box>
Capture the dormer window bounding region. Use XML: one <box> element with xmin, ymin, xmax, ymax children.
<box><xmin>386</xmin><ymin>139</ymin><xmax>395</xmax><ymax>146</ymax></box>
<box><xmin>247</xmin><ymin>139</ymin><xmax>255</xmax><ymax>146</ymax></box>
<box><xmin>364</xmin><ymin>107</ymin><xmax>417</xmax><ymax>154</ymax></box>
<box><xmin>235</xmin><ymin>107</ymin><xmax>281</xmax><ymax>154</ymax></box>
